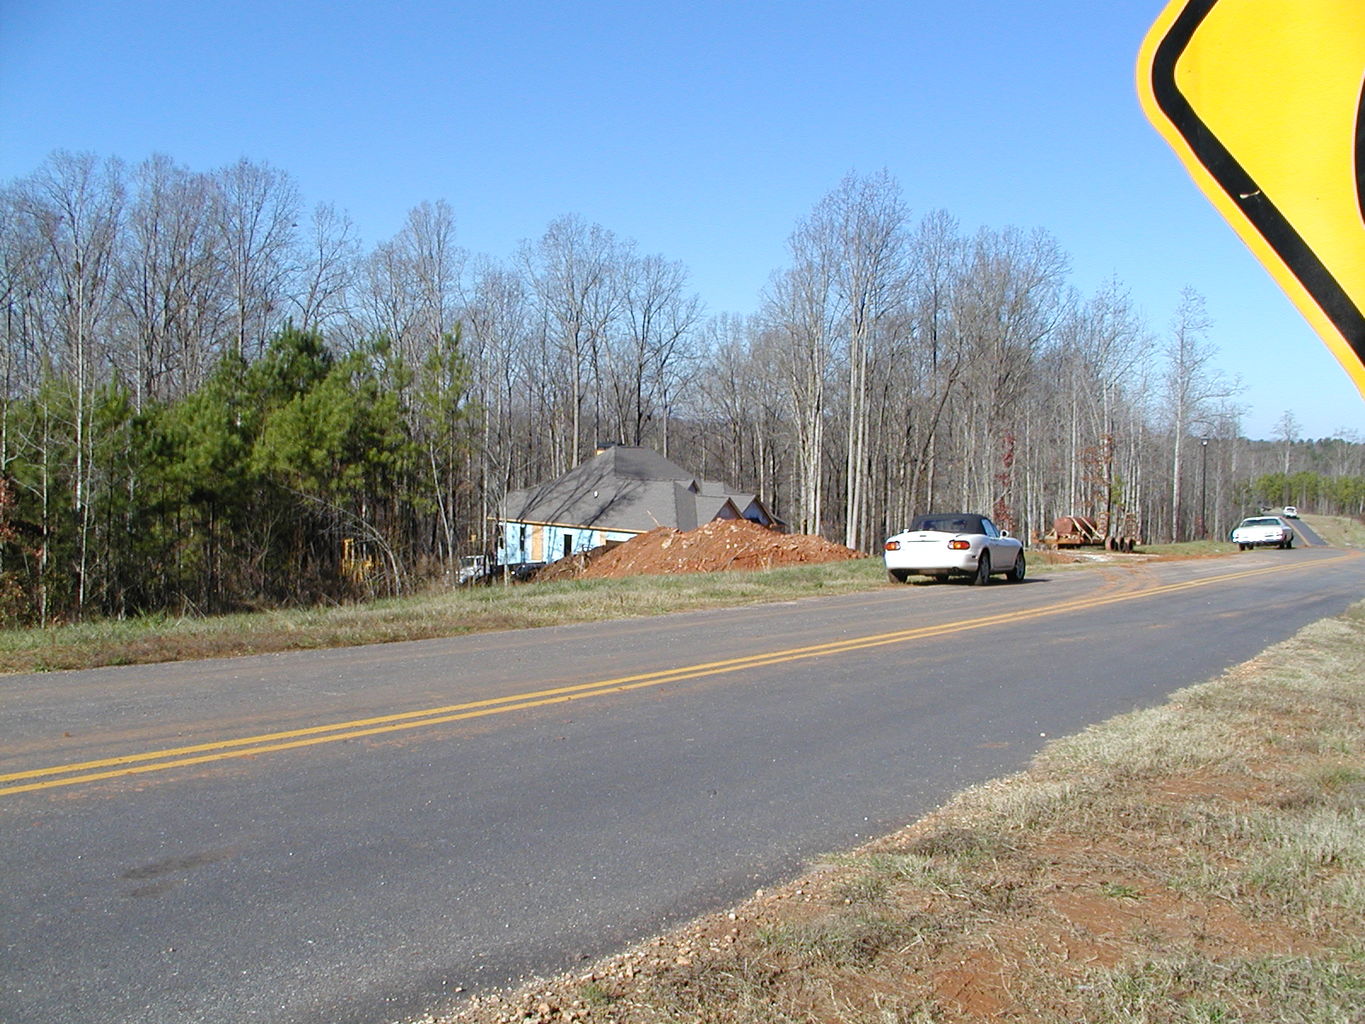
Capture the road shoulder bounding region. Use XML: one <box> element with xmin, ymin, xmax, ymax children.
<box><xmin>430</xmin><ymin>599</ymin><xmax>1365</xmax><ymax>1024</ymax></box>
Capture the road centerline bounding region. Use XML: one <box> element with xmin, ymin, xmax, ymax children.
<box><xmin>3</xmin><ymin>552</ymin><xmax>1353</xmax><ymax>797</ymax></box>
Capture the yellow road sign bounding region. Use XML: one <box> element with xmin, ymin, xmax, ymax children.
<box><xmin>1137</xmin><ymin>0</ymin><xmax>1365</xmax><ymax>400</ymax></box>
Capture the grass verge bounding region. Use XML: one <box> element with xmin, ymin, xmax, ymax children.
<box><xmin>0</xmin><ymin>559</ymin><xmax>883</xmax><ymax>675</ymax></box>
<box><xmin>434</xmin><ymin>600</ymin><xmax>1365</xmax><ymax>1024</ymax></box>
<box><xmin>2</xmin><ymin>517</ymin><xmax>1358</xmax><ymax>676</ymax></box>
<box><xmin>1134</xmin><ymin>538</ymin><xmax>1237</xmax><ymax>557</ymax></box>
<box><xmin>1303</xmin><ymin>513</ymin><xmax>1365</xmax><ymax>549</ymax></box>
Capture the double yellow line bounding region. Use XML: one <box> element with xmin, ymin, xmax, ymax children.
<box><xmin>2</xmin><ymin>552</ymin><xmax>1355</xmax><ymax>797</ymax></box>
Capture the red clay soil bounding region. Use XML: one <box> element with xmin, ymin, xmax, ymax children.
<box><xmin>535</xmin><ymin>519</ymin><xmax>862</xmax><ymax>581</ymax></box>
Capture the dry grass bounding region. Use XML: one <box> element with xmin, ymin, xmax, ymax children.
<box><xmin>1302</xmin><ymin>513</ymin><xmax>1365</xmax><ymax>550</ymax></box>
<box><xmin>432</xmin><ymin>601</ymin><xmax>1365</xmax><ymax>1024</ymax></box>
<box><xmin>0</xmin><ymin>515</ymin><xmax>1358</xmax><ymax>678</ymax></box>
<box><xmin>0</xmin><ymin>553</ymin><xmax>1260</xmax><ymax>676</ymax></box>
<box><xmin>0</xmin><ymin>559</ymin><xmax>881</xmax><ymax>675</ymax></box>
<box><xmin>1133</xmin><ymin>538</ymin><xmax>1237</xmax><ymax>557</ymax></box>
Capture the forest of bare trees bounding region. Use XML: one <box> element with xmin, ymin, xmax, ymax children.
<box><xmin>2</xmin><ymin>152</ymin><xmax>1362</xmax><ymax>624</ymax></box>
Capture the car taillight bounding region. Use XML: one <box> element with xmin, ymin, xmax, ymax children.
<box><xmin>884</xmin><ymin>541</ymin><xmax>900</xmax><ymax>551</ymax></box>
<box><xmin>947</xmin><ymin>540</ymin><xmax>970</xmax><ymax>550</ymax></box>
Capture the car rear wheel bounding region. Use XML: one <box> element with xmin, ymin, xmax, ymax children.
<box><xmin>887</xmin><ymin>568</ymin><xmax>910</xmax><ymax>583</ymax></box>
<box><xmin>1008</xmin><ymin>551</ymin><xmax>1026</xmax><ymax>582</ymax></box>
<box><xmin>972</xmin><ymin>551</ymin><xmax>991</xmax><ymax>586</ymax></box>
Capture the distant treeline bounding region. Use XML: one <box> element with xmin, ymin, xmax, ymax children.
<box><xmin>1236</xmin><ymin>471</ymin><xmax>1365</xmax><ymax>516</ymax></box>
<box><xmin>2</xmin><ymin>152</ymin><xmax>1362</xmax><ymax>624</ymax></box>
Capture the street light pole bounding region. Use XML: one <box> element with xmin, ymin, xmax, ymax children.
<box><xmin>1200</xmin><ymin>438</ymin><xmax>1209</xmax><ymax>539</ymax></box>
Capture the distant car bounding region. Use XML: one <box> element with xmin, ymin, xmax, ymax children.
<box><xmin>1230</xmin><ymin>516</ymin><xmax>1295</xmax><ymax>550</ymax></box>
<box><xmin>457</xmin><ymin>554</ymin><xmax>491</xmax><ymax>585</ymax></box>
<box><xmin>1282</xmin><ymin>506</ymin><xmax>1299</xmax><ymax>518</ymax></box>
<box><xmin>884</xmin><ymin>513</ymin><xmax>1025</xmax><ymax>585</ymax></box>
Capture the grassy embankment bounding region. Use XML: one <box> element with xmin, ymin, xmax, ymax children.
<box><xmin>1303</xmin><ymin>512</ymin><xmax>1365</xmax><ymax>549</ymax></box>
<box><xmin>1132</xmin><ymin>512</ymin><xmax>1365</xmax><ymax>558</ymax></box>
<box><xmin>435</xmin><ymin>598</ymin><xmax>1365</xmax><ymax>1024</ymax></box>
<box><xmin>0</xmin><ymin>559</ymin><xmax>882</xmax><ymax>674</ymax></box>
<box><xmin>1</xmin><ymin>514</ymin><xmax>1357</xmax><ymax>676</ymax></box>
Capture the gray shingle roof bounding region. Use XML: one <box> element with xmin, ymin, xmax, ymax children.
<box><xmin>500</xmin><ymin>446</ymin><xmax>761</xmax><ymax>534</ymax></box>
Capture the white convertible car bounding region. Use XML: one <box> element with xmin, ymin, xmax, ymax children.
<box><xmin>884</xmin><ymin>513</ymin><xmax>1026</xmax><ymax>585</ymax></box>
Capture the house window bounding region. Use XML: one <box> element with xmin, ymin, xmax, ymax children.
<box><xmin>563</xmin><ymin>532</ymin><xmax>572</xmax><ymax>558</ymax></box>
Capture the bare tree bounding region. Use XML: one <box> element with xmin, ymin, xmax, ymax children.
<box><xmin>462</xmin><ymin>258</ymin><xmax>534</xmax><ymax>553</ymax></box>
<box><xmin>292</xmin><ymin>202</ymin><xmax>359</xmax><ymax>336</ymax></box>
<box><xmin>1054</xmin><ymin>278</ymin><xmax>1147</xmax><ymax>533</ymax></box>
<box><xmin>951</xmin><ymin>227</ymin><xmax>1069</xmax><ymax>522</ymax></box>
<box><xmin>1274</xmin><ymin>409</ymin><xmax>1300</xmax><ymax>476</ymax></box>
<box><xmin>0</xmin><ymin>183</ymin><xmax>49</xmax><ymax>407</ymax></box>
<box><xmin>520</xmin><ymin>215</ymin><xmax>624</xmax><ymax>469</ymax></box>
<box><xmin>1162</xmin><ymin>287</ymin><xmax>1238</xmax><ymax>540</ymax></box>
<box><xmin>901</xmin><ymin>210</ymin><xmax>966</xmax><ymax>518</ymax></box>
<box><xmin>607</xmin><ymin>251</ymin><xmax>703</xmax><ymax>449</ymax></box>
<box><xmin>212</xmin><ymin>158</ymin><xmax>300</xmax><ymax>360</ymax></box>
<box><xmin>404</xmin><ymin>200</ymin><xmax>465</xmax><ymax>359</ymax></box>
<box><xmin>354</xmin><ymin>200</ymin><xmax>465</xmax><ymax>373</ymax></box>
<box><xmin>816</xmin><ymin>171</ymin><xmax>911</xmax><ymax>550</ymax></box>
<box><xmin>694</xmin><ymin>313</ymin><xmax>790</xmax><ymax>511</ymax></box>
<box><xmin>10</xmin><ymin>151</ymin><xmax>125</xmax><ymax>612</ymax></box>
<box><xmin>762</xmin><ymin>227</ymin><xmax>837</xmax><ymax>535</ymax></box>
<box><xmin>355</xmin><ymin>236</ymin><xmax>418</xmax><ymax>354</ymax></box>
<box><xmin>116</xmin><ymin>154</ymin><xmax>226</xmax><ymax>405</ymax></box>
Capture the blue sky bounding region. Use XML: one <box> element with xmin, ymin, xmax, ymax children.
<box><xmin>3</xmin><ymin>0</ymin><xmax>1362</xmax><ymax>441</ymax></box>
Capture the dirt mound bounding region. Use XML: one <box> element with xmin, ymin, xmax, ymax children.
<box><xmin>537</xmin><ymin>519</ymin><xmax>862</xmax><ymax>581</ymax></box>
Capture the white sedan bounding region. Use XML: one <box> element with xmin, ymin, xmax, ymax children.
<box><xmin>1230</xmin><ymin>516</ymin><xmax>1295</xmax><ymax>550</ymax></box>
<box><xmin>884</xmin><ymin>513</ymin><xmax>1026</xmax><ymax>585</ymax></box>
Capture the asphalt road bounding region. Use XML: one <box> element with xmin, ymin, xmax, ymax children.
<box><xmin>3</xmin><ymin>547</ymin><xmax>1363</xmax><ymax>1024</ymax></box>
<box><xmin>1291</xmin><ymin>515</ymin><xmax>1326</xmax><ymax>546</ymax></box>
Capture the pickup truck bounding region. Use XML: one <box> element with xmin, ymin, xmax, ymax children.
<box><xmin>1230</xmin><ymin>516</ymin><xmax>1295</xmax><ymax>550</ymax></box>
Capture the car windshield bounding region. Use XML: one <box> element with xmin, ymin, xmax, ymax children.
<box><xmin>910</xmin><ymin>514</ymin><xmax>984</xmax><ymax>534</ymax></box>
<box><xmin>1240</xmin><ymin>517</ymin><xmax>1282</xmax><ymax>527</ymax></box>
